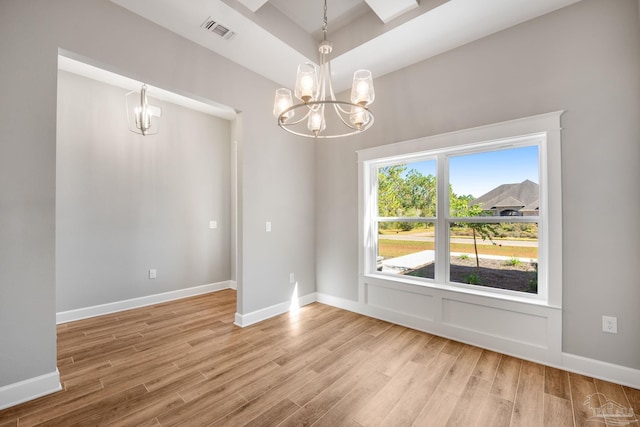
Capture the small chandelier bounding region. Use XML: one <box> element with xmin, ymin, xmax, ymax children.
<box><xmin>273</xmin><ymin>0</ymin><xmax>375</xmax><ymax>139</ymax></box>
<box><xmin>125</xmin><ymin>84</ymin><xmax>162</xmax><ymax>136</ymax></box>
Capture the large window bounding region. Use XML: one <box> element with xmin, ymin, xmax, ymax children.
<box><xmin>360</xmin><ymin>113</ymin><xmax>563</xmax><ymax>304</ymax></box>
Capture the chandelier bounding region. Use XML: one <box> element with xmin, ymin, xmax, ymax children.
<box><xmin>125</xmin><ymin>84</ymin><xmax>162</xmax><ymax>136</ymax></box>
<box><xmin>272</xmin><ymin>0</ymin><xmax>375</xmax><ymax>139</ymax></box>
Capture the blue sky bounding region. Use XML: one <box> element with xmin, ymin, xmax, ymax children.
<box><xmin>404</xmin><ymin>145</ymin><xmax>539</xmax><ymax>198</ymax></box>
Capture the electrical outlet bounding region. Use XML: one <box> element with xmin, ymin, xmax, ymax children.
<box><xmin>149</xmin><ymin>269</ymin><xmax>157</xmax><ymax>279</ymax></box>
<box><xmin>266</xmin><ymin>221</ymin><xmax>272</xmax><ymax>232</ymax></box>
<box><xmin>289</xmin><ymin>273</ymin><xmax>295</xmax><ymax>284</ymax></box>
<box><xmin>602</xmin><ymin>315</ymin><xmax>617</xmax><ymax>333</ymax></box>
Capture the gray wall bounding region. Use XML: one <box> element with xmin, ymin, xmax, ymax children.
<box><xmin>316</xmin><ymin>0</ymin><xmax>640</xmax><ymax>370</ymax></box>
<box><xmin>56</xmin><ymin>71</ymin><xmax>231</xmax><ymax>312</ymax></box>
<box><xmin>0</xmin><ymin>0</ymin><xmax>315</xmax><ymax>388</ymax></box>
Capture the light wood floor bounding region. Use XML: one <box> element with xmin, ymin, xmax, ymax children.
<box><xmin>1</xmin><ymin>290</ymin><xmax>638</xmax><ymax>426</ymax></box>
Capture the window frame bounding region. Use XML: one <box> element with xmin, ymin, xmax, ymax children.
<box><xmin>359</xmin><ymin>112</ymin><xmax>563</xmax><ymax>307</ymax></box>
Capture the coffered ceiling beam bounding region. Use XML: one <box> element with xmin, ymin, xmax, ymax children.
<box><xmin>364</xmin><ymin>0</ymin><xmax>419</xmax><ymax>23</ymax></box>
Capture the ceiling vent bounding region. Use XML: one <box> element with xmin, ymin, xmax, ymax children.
<box><xmin>200</xmin><ymin>17</ymin><xmax>236</xmax><ymax>40</ymax></box>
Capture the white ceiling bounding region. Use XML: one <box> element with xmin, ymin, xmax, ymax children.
<box><xmin>110</xmin><ymin>0</ymin><xmax>583</xmax><ymax>92</ymax></box>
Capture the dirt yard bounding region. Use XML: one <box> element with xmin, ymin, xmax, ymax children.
<box><xmin>405</xmin><ymin>256</ymin><xmax>537</xmax><ymax>293</ymax></box>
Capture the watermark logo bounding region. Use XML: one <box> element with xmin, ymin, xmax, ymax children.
<box><xmin>584</xmin><ymin>392</ymin><xmax>637</xmax><ymax>425</ymax></box>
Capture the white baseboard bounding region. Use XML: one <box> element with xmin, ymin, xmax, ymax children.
<box><xmin>0</xmin><ymin>369</ymin><xmax>61</xmax><ymax>411</ymax></box>
<box><xmin>229</xmin><ymin>280</ymin><xmax>237</xmax><ymax>290</ymax></box>
<box><xmin>56</xmin><ymin>281</ymin><xmax>233</xmax><ymax>324</ymax></box>
<box><xmin>315</xmin><ymin>292</ymin><xmax>640</xmax><ymax>390</ymax></box>
<box><xmin>562</xmin><ymin>352</ymin><xmax>640</xmax><ymax>389</ymax></box>
<box><xmin>234</xmin><ymin>292</ymin><xmax>317</xmax><ymax>328</ymax></box>
<box><xmin>315</xmin><ymin>292</ymin><xmax>362</xmax><ymax>313</ymax></box>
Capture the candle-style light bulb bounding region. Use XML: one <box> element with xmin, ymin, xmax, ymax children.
<box><xmin>273</xmin><ymin>88</ymin><xmax>294</xmax><ymax>121</ymax></box>
<box><xmin>307</xmin><ymin>107</ymin><xmax>326</xmax><ymax>136</ymax></box>
<box><xmin>351</xmin><ymin>69</ymin><xmax>375</xmax><ymax>106</ymax></box>
<box><xmin>349</xmin><ymin>105</ymin><xmax>369</xmax><ymax>130</ymax></box>
<box><xmin>295</xmin><ymin>63</ymin><xmax>318</xmax><ymax>103</ymax></box>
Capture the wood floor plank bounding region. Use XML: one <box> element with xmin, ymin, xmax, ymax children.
<box><xmin>476</xmin><ymin>394</ymin><xmax>514</xmax><ymax>427</ymax></box>
<box><xmin>625</xmin><ymin>386</ymin><xmax>640</xmax><ymax>417</ymax></box>
<box><xmin>568</xmin><ymin>372</ymin><xmax>598</xmax><ymax>426</ymax></box>
<box><xmin>353</xmin><ymin>360</ymin><xmax>426</xmax><ymax>426</ymax></box>
<box><xmin>196</xmin><ymin>346</ymin><xmax>287</xmax><ymax>385</ymax></box>
<box><xmin>376</xmin><ymin>331</ymin><xmax>431</xmax><ymax>377</ymax></box>
<box><xmin>311</xmin><ymin>371</ymin><xmax>390</xmax><ymax>427</ymax></box>
<box><xmin>441</xmin><ymin>339</ymin><xmax>466</xmax><ymax>356</ymax></box>
<box><xmin>289</xmin><ymin>349</ymin><xmax>371</xmax><ymax>408</ymax></box>
<box><xmin>490</xmin><ymin>355</ymin><xmax>522</xmax><ymax>402</ymax></box>
<box><xmin>361</xmin><ymin>317</ymin><xmax>393</xmax><ymax>337</ymax></box>
<box><xmin>318</xmin><ymin>314</ymin><xmax>375</xmax><ymax>352</ymax></box>
<box><xmin>544</xmin><ymin>365</ymin><xmax>571</xmax><ymax>400</ymax></box>
<box><xmin>445</xmin><ymin>375</ymin><xmax>492</xmax><ymax>426</ymax></box>
<box><xmin>71</xmin><ymin>388</ymin><xmax>184</xmax><ymax>426</ymax></box>
<box><xmin>56</xmin><ymin>334</ymin><xmax>116</xmax><ymax>361</ymax></box>
<box><xmin>511</xmin><ymin>361</ymin><xmax>544</xmax><ymax>426</ymax></box>
<box><xmin>275</xmin><ymin>362</ymin><xmax>376</xmax><ymax>427</ymax></box>
<box><xmin>35</xmin><ymin>384</ymin><xmax>149</xmax><ymax>426</ymax></box>
<box><xmin>379</xmin><ymin>353</ymin><xmax>457</xmax><ymax>427</ymax></box>
<box><xmin>178</xmin><ymin>360</ymin><xmax>282</xmax><ymax>403</ymax></box>
<box><xmin>594</xmin><ymin>378</ymin><xmax>640</xmax><ymax>427</ymax></box>
<box><xmin>15</xmin><ymin>383</ymin><xmax>123</xmax><ymax>426</ymax></box>
<box><xmin>241</xmin><ymin>398</ymin><xmax>300</xmax><ymax>427</ymax></box>
<box><xmin>413</xmin><ymin>389</ymin><xmax>460</xmax><ymax>426</ymax></box>
<box><xmin>307</xmin><ymin>331</ymin><xmax>375</xmax><ymax>374</ymax></box>
<box><xmin>410</xmin><ymin>334</ymin><xmax>447</xmax><ymax>366</ymax></box>
<box><xmin>0</xmin><ymin>419</ymin><xmax>17</xmax><ymax>427</ymax></box>
<box><xmin>438</xmin><ymin>344</ymin><xmax>484</xmax><ymax>396</ymax></box>
<box><xmin>1</xmin><ymin>290</ymin><xmax>637</xmax><ymax>427</ymax></box>
<box><xmin>359</xmin><ymin>324</ymin><xmax>405</xmax><ymax>353</ymax></box>
<box><xmin>158</xmin><ymin>392</ymin><xmax>248</xmax><ymax>427</ymax></box>
<box><xmin>211</xmin><ymin>367</ymin><xmax>318</xmax><ymax>426</ymax></box>
<box><xmin>543</xmin><ymin>393</ymin><xmax>575</xmax><ymax>426</ymax></box>
<box><xmin>473</xmin><ymin>349</ymin><xmax>502</xmax><ymax>381</ymax></box>
<box><xmin>61</xmin><ymin>360</ymin><xmax>115</xmax><ymax>389</ymax></box>
<box><xmin>172</xmin><ymin>337</ymin><xmax>254</xmax><ymax>371</ymax></box>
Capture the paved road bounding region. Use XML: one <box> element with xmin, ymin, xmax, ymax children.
<box><xmin>379</xmin><ymin>233</ymin><xmax>537</xmax><ymax>247</ymax></box>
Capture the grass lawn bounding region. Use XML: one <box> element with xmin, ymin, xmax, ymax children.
<box><xmin>379</xmin><ymin>239</ymin><xmax>538</xmax><ymax>259</ymax></box>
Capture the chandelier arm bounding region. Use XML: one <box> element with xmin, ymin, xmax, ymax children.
<box><xmin>277</xmin><ymin>100</ymin><xmax>374</xmax><ymax>137</ymax></box>
<box><xmin>331</xmin><ymin>102</ymin><xmax>360</xmax><ymax>130</ymax></box>
<box><xmin>319</xmin><ymin>53</ymin><xmax>328</xmax><ymax>102</ymax></box>
<box><xmin>277</xmin><ymin>105</ymin><xmax>311</xmax><ymax>126</ymax></box>
<box><xmin>334</xmin><ymin>103</ymin><xmax>354</xmax><ymax>115</ymax></box>
<box><xmin>326</xmin><ymin>60</ymin><xmax>338</xmax><ymax>102</ymax></box>
<box><xmin>325</xmin><ymin>61</ymin><xmax>355</xmax><ymax>116</ymax></box>
<box><xmin>140</xmin><ymin>84</ymin><xmax>149</xmax><ymax>135</ymax></box>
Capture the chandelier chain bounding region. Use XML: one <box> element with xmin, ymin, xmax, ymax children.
<box><xmin>322</xmin><ymin>0</ymin><xmax>328</xmax><ymax>40</ymax></box>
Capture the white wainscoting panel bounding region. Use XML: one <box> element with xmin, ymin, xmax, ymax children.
<box><xmin>358</xmin><ymin>275</ymin><xmax>562</xmax><ymax>365</ymax></box>
<box><xmin>365</xmin><ymin>282</ymin><xmax>434</xmax><ymax>321</ymax></box>
<box><xmin>441</xmin><ymin>298</ymin><xmax>547</xmax><ymax>348</ymax></box>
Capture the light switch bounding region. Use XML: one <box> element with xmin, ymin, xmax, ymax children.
<box><xmin>266</xmin><ymin>221</ymin><xmax>272</xmax><ymax>232</ymax></box>
<box><xmin>209</xmin><ymin>220</ymin><xmax>217</xmax><ymax>229</ymax></box>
